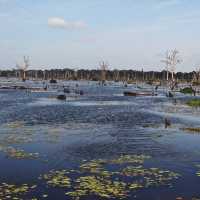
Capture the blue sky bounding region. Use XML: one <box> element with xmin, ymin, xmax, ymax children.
<box><xmin>0</xmin><ymin>0</ymin><xmax>200</xmax><ymax>72</ymax></box>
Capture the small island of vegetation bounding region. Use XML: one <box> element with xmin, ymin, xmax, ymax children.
<box><xmin>187</xmin><ymin>99</ymin><xmax>200</xmax><ymax>107</ymax></box>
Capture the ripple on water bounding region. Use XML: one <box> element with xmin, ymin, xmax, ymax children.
<box><xmin>28</xmin><ymin>97</ymin><xmax>137</xmax><ymax>107</ymax></box>
<box><xmin>0</xmin><ymin>82</ymin><xmax>200</xmax><ymax>199</ymax></box>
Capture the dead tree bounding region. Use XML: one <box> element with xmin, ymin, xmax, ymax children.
<box><xmin>99</xmin><ymin>61</ymin><xmax>108</xmax><ymax>84</ymax></box>
<box><xmin>161</xmin><ymin>51</ymin><xmax>171</xmax><ymax>81</ymax></box>
<box><xmin>17</xmin><ymin>56</ymin><xmax>30</xmax><ymax>81</ymax></box>
<box><xmin>168</xmin><ymin>49</ymin><xmax>182</xmax><ymax>81</ymax></box>
<box><xmin>161</xmin><ymin>49</ymin><xmax>182</xmax><ymax>82</ymax></box>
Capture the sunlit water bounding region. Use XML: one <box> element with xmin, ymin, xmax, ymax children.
<box><xmin>0</xmin><ymin>81</ymin><xmax>200</xmax><ymax>200</ymax></box>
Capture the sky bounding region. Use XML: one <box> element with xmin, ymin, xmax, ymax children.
<box><xmin>0</xmin><ymin>0</ymin><xmax>200</xmax><ymax>72</ymax></box>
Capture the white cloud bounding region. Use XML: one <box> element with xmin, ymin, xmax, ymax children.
<box><xmin>48</xmin><ymin>17</ymin><xmax>87</xmax><ymax>30</ymax></box>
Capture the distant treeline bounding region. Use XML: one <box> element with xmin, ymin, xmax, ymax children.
<box><xmin>0</xmin><ymin>69</ymin><xmax>195</xmax><ymax>82</ymax></box>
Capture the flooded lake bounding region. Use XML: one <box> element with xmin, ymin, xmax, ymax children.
<box><xmin>0</xmin><ymin>80</ymin><xmax>200</xmax><ymax>200</ymax></box>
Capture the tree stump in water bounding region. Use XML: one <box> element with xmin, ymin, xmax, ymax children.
<box><xmin>165</xmin><ymin>118</ymin><xmax>171</xmax><ymax>129</ymax></box>
<box><xmin>57</xmin><ymin>94</ymin><xmax>66</xmax><ymax>100</ymax></box>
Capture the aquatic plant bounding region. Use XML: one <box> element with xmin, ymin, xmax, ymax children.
<box><xmin>0</xmin><ymin>183</ymin><xmax>36</xmax><ymax>200</ymax></box>
<box><xmin>41</xmin><ymin>155</ymin><xmax>180</xmax><ymax>199</ymax></box>
<box><xmin>4</xmin><ymin>147</ymin><xmax>39</xmax><ymax>160</ymax></box>
<box><xmin>181</xmin><ymin>127</ymin><xmax>200</xmax><ymax>133</ymax></box>
<box><xmin>42</xmin><ymin>170</ymin><xmax>71</xmax><ymax>188</ymax></box>
<box><xmin>5</xmin><ymin>121</ymin><xmax>25</xmax><ymax>129</ymax></box>
<box><xmin>66</xmin><ymin>176</ymin><xmax>128</xmax><ymax>199</ymax></box>
<box><xmin>122</xmin><ymin>166</ymin><xmax>180</xmax><ymax>187</ymax></box>
<box><xmin>80</xmin><ymin>160</ymin><xmax>113</xmax><ymax>177</ymax></box>
<box><xmin>129</xmin><ymin>182</ymin><xmax>143</xmax><ymax>190</ymax></box>
<box><xmin>196</xmin><ymin>164</ymin><xmax>200</xmax><ymax>177</ymax></box>
<box><xmin>2</xmin><ymin>135</ymin><xmax>33</xmax><ymax>145</ymax></box>
<box><xmin>180</xmin><ymin>87</ymin><xmax>194</xmax><ymax>94</ymax></box>
<box><xmin>80</xmin><ymin>159</ymin><xmax>105</xmax><ymax>172</ymax></box>
<box><xmin>187</xmin><ymin>99</ymin><xmax>200</xmax><ymax>107</ymax></box>
<box><xmin>109</xmin><ymin>155</ymin><xmax>151</xmax><ymax>165</ymax></box>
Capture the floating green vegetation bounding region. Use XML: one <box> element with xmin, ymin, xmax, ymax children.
<box><xmin>2</xmin><ymin>135</ymin><xmax>33</xmax><ymax>145</ymax></box>
<box><xmin>109</xmin><ymin>155</ymin><xmax>151</xmax><ymax>165</ymax></box>
<box><xmin>187</xmin><ymin>99</ymin><xmax>200</xmax><ymax>107</ymax></box>
<box><xmin>40</xmin><ymin>154</ymin><xmax>180</xmax><ymax>199</ymax></box>
<box><xmin>129</xmin><ymin>182</ymin><xmax>143</xmax><ymax>190</ymax></box>
<box><xmin>80</xmin><ymin>159</ymin><xmax>104</xmax><ymax>170</ymax></box>
<box><xmin>79</xmin><ymin>155</ymin><xmax>151</xmax><ymax>178</ymax></box>
<box><xmin>181</xmin><ymin>127</ymin><xmax>200</xmax><ymax>133</ymax></box>
<box><xmin>42</xmin><ymin>170</ymin><xmax>71</xmax><ymax>188</ymax></box>
<box><xmin>196</xmin><ymin>165</ymin><xmax>200</xmax><ymax>177</ymax></box>
<box><xmin>122</xmin><ymin>166</ymin><xmax>180</xmax><ymax>187</ymax></box>
<box><xmin>5</xmin><ymin>121</ymin><xmax>25</xmax><ymax>129</ymax></box>
<box><xmin>0</xmin><ymin>122</ymin><xmax>34</xmax><ymax>147</ymax></box>
<box><xmin>180</xmin><ymin>87</ymin><xmax>194</xmax><ymax>94</ymax></box>
<box><xmin>0</xmin><ymin>183</ymin><xmax>36</xmax><ymax>200</ymax></box>
<box><xmin>4</xmin><ymin>147</ymin><xmax>39</xmax><ymax>160</ymax></box>
<box><xmin>66</xmin><ymin>176</ymin><xmax>127</xmax><ymax>199</ymax></box>
<box><xmin>175</xmin><ymin>197</ymin><xmax>200</xmax><ymax>200</ymax></box>
<box><xmin>80</xmin><ymin>159</ymin><xmax>110</xmax><ymax>176</ymax></box>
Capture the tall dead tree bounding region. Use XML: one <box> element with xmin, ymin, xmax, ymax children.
<box><xmin>168</xmin><ymin>49</ymin><xmax>182</xmax><ymax>81</ymax></box>
<box><xmin>161</xmin><ymin>51</ymin><xmax>171</xmax><ymax>81</ymax></box>
<box><xmin>99</xmin><ymin>61</ymin><xmax>108</xmax><ymax>84</ymax></box>
<box><xmin>17</xmin><ymin>56</ymin><xmax>30</xmax><ymax>81</ymax></box>
<box><xmin>161</xmin><ymin>49</ymin><xmax>182</xmax><ymax>81</ymax></box>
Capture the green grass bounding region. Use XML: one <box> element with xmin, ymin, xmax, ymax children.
<box><xmin>187</xmin><ymin>99</ymin><xmax>200</xmax><ymax>107</ymax></box>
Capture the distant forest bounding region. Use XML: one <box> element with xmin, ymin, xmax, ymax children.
<box><xmin>0</xmin><ymin>69</ymin><xmax>195</xmax><ymax>82</ymax></box>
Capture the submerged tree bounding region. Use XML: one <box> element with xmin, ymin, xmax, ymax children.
<box><xmin>16</xmin><ymin>56</ymin><xmax>30</xmax><ymax>81</ymax></box>
<box><xmin>161</xmin><ymin>51</ymin><xmax>171</xmax><ymax>81</ymax></box>
<box><xmin>168</xmin><ymin>49</ymin><xmax>182</xmax><ymax>81</ymax></box>
<box><xmin>99</xmin><ymin>61</ymin><xmax>109</xmax><ymax>84</ymax></box>
<box><xmin>161</xmin><ymin>49</ymin><xmax>182</xmax><ymax>81</ymax></box>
